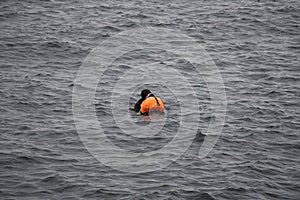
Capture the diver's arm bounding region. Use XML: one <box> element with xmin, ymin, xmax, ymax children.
<box><xmin>134</xmin><ymin>98</ymin><xmax>144</xmax><ymax>112</ymax></box>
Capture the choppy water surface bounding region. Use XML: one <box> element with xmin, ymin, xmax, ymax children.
<box><xmin>1</xmin><ymin>0</ymin><xmax>299</xmax><ymax>199</ymax></box>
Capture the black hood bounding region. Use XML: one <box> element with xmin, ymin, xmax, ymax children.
<box><xmin>141</xmin><ymin>89</ymin><xmax>151</xmax><ymax>99</ymax></box>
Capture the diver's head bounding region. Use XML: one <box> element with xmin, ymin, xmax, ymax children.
<box><xmin>141</xmin><ymin>89</ymin><xmax>151</xmax><ymax>99</ymax></box>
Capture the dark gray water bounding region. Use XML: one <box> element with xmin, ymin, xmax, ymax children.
<box><xmin>1</xmin><ymin>0</ymin><xmax>299</xmax><ymax>199</ymax></box>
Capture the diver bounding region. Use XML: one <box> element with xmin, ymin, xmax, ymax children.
<box><xmin>130</xmin><ymin>89</ymin><xmax>165</xmax><ymax>116</ymax></box>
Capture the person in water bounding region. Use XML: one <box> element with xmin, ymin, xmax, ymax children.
<box><xmin>131</xmin><ymin>89</ymin><xmax>164</xmax><ymax>116</ymax></box>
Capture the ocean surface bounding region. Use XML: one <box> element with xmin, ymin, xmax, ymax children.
<box><xmin>1</xmin><ymin>0</ymin><xmax>299</xmax><ymax>199</ymax></box>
